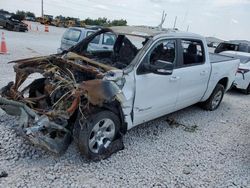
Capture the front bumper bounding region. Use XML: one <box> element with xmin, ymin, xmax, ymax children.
<box><xmin>14</xmin><ymin>25</ymin><xmax>28</xmax><ymax>32</ymax></box>
<box><xmin>0</xmin><ymin>97</ymin><xmax>71</xmax><ymax>154</ymax></box>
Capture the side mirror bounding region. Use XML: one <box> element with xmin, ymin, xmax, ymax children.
<box><xmin>143</xmin><ymin>60</ymin><xmax>174</xmax><ymax>75</ymax></box>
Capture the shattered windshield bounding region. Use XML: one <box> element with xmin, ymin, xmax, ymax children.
<box><xmin>80</xmin><ymin>31</ymin><xmax>149</xmax><ymax>70</ymax></box>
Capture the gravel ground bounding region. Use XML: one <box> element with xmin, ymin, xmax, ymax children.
<box><xmin>0</xmin><ymin>25</ymin><xmax>250</xmax><ymax>187</ymax></box>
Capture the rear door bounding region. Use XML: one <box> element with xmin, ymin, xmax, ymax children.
<box><xmin>175</xmin><ymin>39</ymin><xmax>210</xmax><ymax>110</ymax></box>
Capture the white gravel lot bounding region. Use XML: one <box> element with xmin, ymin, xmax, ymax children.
<box><xmin>0</xmin><ymin>24</ymin><xmax>249</xmax><ymax>187</ymax></box>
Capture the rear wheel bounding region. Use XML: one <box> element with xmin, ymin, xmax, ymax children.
<box><xmin>76</xmin><ymin>110</ymin><xmax>121</xmax><ymax>160</ymax></box>
<box><xmin>201</xmin><ymin>84</ymin><xmax>225</xmax><ymax>111</ymax></box>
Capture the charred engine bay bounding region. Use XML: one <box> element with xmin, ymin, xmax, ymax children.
<box><xmin>0</xmin><ymin>52</ymin><xmax>124</xmax><ymax>155</ymax></box>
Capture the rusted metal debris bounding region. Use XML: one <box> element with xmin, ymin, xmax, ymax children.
<box><xmin>0</xmin><ymin>52</ymin><xmax>124</xmax><ymax>154</ymax></box>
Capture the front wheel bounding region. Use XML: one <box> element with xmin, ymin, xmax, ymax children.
<box><xmin>200</xmin><ymin>84</ymin><xmax>225</xmax><ymax>111</ymax></box>
<box><xmin>76</xmin><ymin>110</ymin><xmax>122</xmax><ymax>160</ymax></box>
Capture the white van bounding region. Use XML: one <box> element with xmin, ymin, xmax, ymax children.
<box><xmin>57</xmin><ymin>26</ymin><xmax>116</xmax><ymax>53</ymax></box>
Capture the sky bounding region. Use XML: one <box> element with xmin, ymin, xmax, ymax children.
<box><xmin>0</xmin><ymin>0</ymin><xmax>250</xmax><ymax>40</ymax></box>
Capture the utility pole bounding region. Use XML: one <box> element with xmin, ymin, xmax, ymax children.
<box><xmin>173</xmin><ymin>16</ymin><xmax>177</xmax><ymax>29</ymax></box>
<box><xmin>186</xmin><ymin>25</ymin><xmax>190</xmax><ymax>32</ymax></box>
<box><xmin>158</xmin><ymin>11</ymin><xmax>167</xmax><ymax>31</ymax></box>
<box><xmin>41</xmin><ymin>0</ymin><xmax>44</xmax><ymax>17</ymax></box>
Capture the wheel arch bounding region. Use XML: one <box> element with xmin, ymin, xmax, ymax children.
<box><xmin>101</xmin><ymin>100</ymin><xmax>128</xmax><ymax>135</ymax></box>
<box><xmin>218</xmin><ymin>77</ymin><xmax>228</xmax><ymax>90</ymax></box>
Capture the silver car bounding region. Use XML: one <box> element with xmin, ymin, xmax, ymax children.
<box><xmin>57</xmin><ymin>26</ymin><xmax>116</xmax><ymax>53</ymax></box>
<box><xmin>221</xmin><ymin>51</ymin><xmax>250</xmax><ymax>94</ymax></box>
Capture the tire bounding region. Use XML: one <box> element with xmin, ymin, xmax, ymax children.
<box><xmin>243</xmin><ymin>83</ymin><xmax>250</xmax><ymax>95</ymax></box>
<box><xmin>76</xmin><ymin>110</ymin><xmax>121</xmax><ymax>160</ymax></box>
<box><xmin>201</xmin><ymin>84</ymin><xmax>225</xmax><ymax>111</ymax></box>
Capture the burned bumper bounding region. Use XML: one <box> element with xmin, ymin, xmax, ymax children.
<box><xmin>0</xmin><ymin>97</ymin><xmax>72</xmax><ymax>154</ymax></box>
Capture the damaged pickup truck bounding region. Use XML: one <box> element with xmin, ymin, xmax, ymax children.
<box><xmin>0</xmin><ymin>26</ymin><xmax>240</xmax><ymax>160</ymax></box>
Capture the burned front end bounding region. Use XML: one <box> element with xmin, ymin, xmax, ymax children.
<box><xmin>0</xmin><ymin>52</ymin><xmax>125</xmax><ymax>154</ymax></box>
<box><xmin>0</xmin><ymin>27</ymin><xmax>151</xmax><ymax>157</ymax></box>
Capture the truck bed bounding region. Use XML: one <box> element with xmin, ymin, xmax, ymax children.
<box><xmin>209</xmin><ymin>53</ymin><xmax>236</xmax><ymax>63</ymax></box>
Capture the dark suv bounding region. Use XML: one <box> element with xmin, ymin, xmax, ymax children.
<box><xmin>0</xmin><ymin>14</ymin><xmax>28</xmax><ymax>32</ymax></box>
<box><xmin>215</xmin><ymin>42</ymin><xmax>250</xmax><ymax>54</ymax></box>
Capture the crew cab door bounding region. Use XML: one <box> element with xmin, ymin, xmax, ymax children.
<box><xmin>175</xmin><ymin>39</ymin><xmax>210</xmax><ymax>110</ymax></box>
<box><xmin>133</xmin><ymin>39</ymin><xmax>181</xmax><ymax>126</ymax></box>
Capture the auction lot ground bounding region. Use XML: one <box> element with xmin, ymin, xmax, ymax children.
<box><xmin>0</xmin><ymin>23</ymin><xmax>249</xmax><ymax>187</ymax></box>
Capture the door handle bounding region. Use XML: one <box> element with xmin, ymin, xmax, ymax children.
<box><xmin>200</xmin><ymin>70</ymin><xmax>207</xmax><ymax>76</ymax></box>
<box><xmin>170</xmin><ymin>76</ymin><xmax>180</xmax><ymax>81</ymax></box>
<box><xmin>103</xmin><ymin>46</ymin><xmax>108</xmax><ymax>49</ymax></box>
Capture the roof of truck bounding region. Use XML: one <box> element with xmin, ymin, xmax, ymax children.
<box><xmin>109</xmin><ymin>26</ymin><xmax>204</xmax><ymax>39</ymax></box>
<box><xmin>68</xmin><ymin>26</ymin><xmax>204</xmax><ymax>39</ymax></box>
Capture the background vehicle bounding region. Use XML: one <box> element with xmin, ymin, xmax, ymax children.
<box><xmin>221</xmin><ymin>51</ymin><xmax>250</xmax><ymax>94</ymax></box>
<box><xmin>51</xmin><ymin>18</ymin><xmax>65</xmax><ymax>27</ymax></box>
<box><xmin>0</xmin><ymin>27</ymin><xmax>240</xmax><ymax>160</ymax></box>
<box><xmin>215</xmin><ymin>41</ymin><xmax>250</xmax><ymax>54</ymax></box>
<box><xmin>25</xmin><ymin>16</ymin><xmax>36</xmax><ymax>22</ymax></box>
<box><xmin>57</xmin><ymin>26</ymin><xmax>116</xmax><ymax>53</ymax></box>
<box><xmin>0</xmin><ymin>13</ymin><xmax>28</xmax><ymax>32</ymax></box>
<box><xmin>36</xmin><ymin>15</ymin><xmax>53</xmax><ymax>25</ymax></box>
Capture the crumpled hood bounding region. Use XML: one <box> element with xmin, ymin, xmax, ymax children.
<box><xmin>0</xmin><ymin>52</ymin><xmax>125</xmax><ymax>154</ymax></box>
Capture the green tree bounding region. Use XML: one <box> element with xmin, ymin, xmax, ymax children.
<box><xmin>84</xmin><ymin>17</ymin><xmax>127</xmax><ymax>27</ymax></box>
<box><xmin>16</xmin><ymin>10</ymin><xmax>26</xmax><ymax>20</ymax></box>
<box><xmin>26</xmin><ymin>11</ymin><xmax>35</xmax><ymax>18</ymax></box>
<box><xmin>111</xmin><ymin>19</ymin><xmax>127</xmax><ymax>26</ymax></box>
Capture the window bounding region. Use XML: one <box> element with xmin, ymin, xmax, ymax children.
<box><xmin>63</xmin><ymin>29</ymin><xmax>81</xmax><ymax>42</ymax></box>
<box><xmin>102</xmin><ymin>33</ymin><xmax>116</xmax><ymax>45</ymax></box>
<box><xmin>0</xmin><ymin>15</ymin><xmax>5</xmax><ymax>19</ymax></box>
<box><xmin>217</xmin><ymin>43</ymin><xmax>238</xmax><ymax>53</ymax></box>
<box><xmin>86</xmin><ymin>31</ymin><xmax>100</xmax><ymax>44</ymax></box>
<box><xmin>181</xmin><ymin>40</ymin><xmax>205</xmax><ymax>65</ymax></box>
<box><xmin>149</xmin><ymin>40</ymin><xmax>176</xmax><ymax>64</ymax></box>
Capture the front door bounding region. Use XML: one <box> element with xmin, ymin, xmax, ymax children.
<box><xmin>133</xmin><ymin>39</ymin><xmax>181</xmax><ymax>126</ymax></box>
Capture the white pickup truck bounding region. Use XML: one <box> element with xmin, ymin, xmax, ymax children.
<box><xmin>0</xmin><ymin>26</ymin><xmax>240</xmax><ymax>160</ymax></box>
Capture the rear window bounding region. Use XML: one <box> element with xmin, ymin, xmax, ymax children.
<box><xmin>102</xmin><ymin>33</ymin><xmax>116</xmax><ymax>45</ymax></box>
<box><xmin>181</xmin><ymin>40</ymin><xmax>205</xmax><ymax>65</ymax></box>
<box><xmin>86</xmin><ymin>31</ymin><xmax>100</xmax><ymax>44</ymax></box>
<box><xmin>63</xmin><ymin>29</ymin><xmax>81</xmax><ymax>42</ymax></box>
<box><xmin>220</xmin><ymin>43</ymin><xmax>238</xmax><ymax>51</ymax></box>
